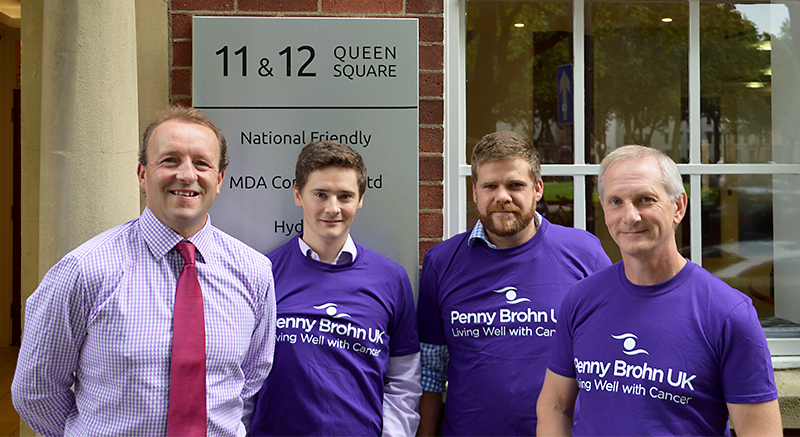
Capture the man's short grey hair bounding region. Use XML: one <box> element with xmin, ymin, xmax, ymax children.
<box><xmin>598</xmin><ymin>145</ymin><xmax>684</xmax><ymax>202</ymax></box>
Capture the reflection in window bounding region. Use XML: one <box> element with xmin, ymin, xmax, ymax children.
<box><xmin>586</xmin><ymin>2</ymin><xmax>689</xmax><ymax>164</ymax></box>
<box><xmin>466</xmin><ymin>0</ymin><xmax>572</xmax><ymax>164</ymax></box>
<box><xmin>461</xmin><ymin>0</ymin><xmax>800</xmax><ymax>329</ymax></box>
<box><xmin>698</xmin><ymin>3</ymin><xmax>790</xmax><ymax>323</ymax></box>
<box><xmin>700</xmin><ymin>4</ymin><xmax>773</xmax><ymax>164</ymax></box>
<box><xmin>701</xmin><ymin>175</ymin><xmax>775</xmax><ymax>318</ymax></box>
<box><xmin>465</xmin><ymin>0</ymin><xmax>574</xmax><ymax>230</ymax></box>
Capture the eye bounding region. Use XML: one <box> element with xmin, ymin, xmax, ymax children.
<box><xmin>641</xmin><ymin>196</ymin><xmax>654</xmax><ymax>203</ymax></box>
<box><xmin>609</xmin><ymin>199</ymin><xmax>622</xmax><ymax>206</ymax></box>
<box><xmin>483</xmin><ymin>184</ymin><xmax>497</xmax><ymax>190</ymax></box>
<box><xmin>314</xmin><ymin>192</ymin><xmax>327</xmax><ymax>199</ymax></box>
<box><xmin>195</xmin><ymin>160</ymin><xmax>211</xmax><ymax>168</ymax></box>
<box><xmin>162</xmin><ymin>157</ymin><xmax>177</xmax><ymax>164</ymax></box>
<box><xmin>340</xmin><ymin>194</ymin><xmax>352</xmax><ymax>200</ymax></box>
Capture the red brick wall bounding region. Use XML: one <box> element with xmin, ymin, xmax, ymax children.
<box><xmin>169</xmin><ymin>0</ymin><xmax>445</xmax><ymax>266</ymax></box>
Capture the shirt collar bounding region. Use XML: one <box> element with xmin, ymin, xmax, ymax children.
<box><xmin>298</xmin><ymin>234</ymin><xmax>357</xmax><ymax>265</ymax></box>
<box><xmin>468</xmin><ymin>211</ymin><xmax>542</xmax><ymax>250</ymax></box>
<box><xmin>139</xmin><ymin>207</ymin><xmax>212</xmax><ymax>263</ymax></box>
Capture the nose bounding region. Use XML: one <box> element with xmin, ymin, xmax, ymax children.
<box><xmin>175</xmin><ymin>159</ymin><xmax>198</xmax><ymax>183</ymax></box>
<box><xmin>325</xmin><ymin>197</ymin><xmax>342</xmax><ymax>215</ymax></box>
<box><xmin>621</xmin><ymin>202</ymin><xmax>640</xmax><ymax>224</ymax></box>
<box><xmin>494</xmin><ymin>187</ymin><xmax>513</xmax><ymax>204</ymax></box>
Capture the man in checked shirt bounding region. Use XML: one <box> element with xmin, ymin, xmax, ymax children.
<box><xmin>12</xmin><ymin>106</ymin><xmax>276</xmax><ymax>436</ymax></box>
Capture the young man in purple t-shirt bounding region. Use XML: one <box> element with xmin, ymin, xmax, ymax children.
<box><xmin>416</xmin><ymin>131</ymin><xmax>611</xmax><ymax>435</ymax></box>
<box><xmin>249</xmin><ymin>141</ymin><xmax>421</xmax><ymax>436</ymax></box>
<box><xmin>537</xmin><ymin>145</ymin><xmax>782</xmax><ymax>435</ymax></box>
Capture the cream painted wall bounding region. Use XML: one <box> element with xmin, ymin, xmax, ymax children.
<box><xmin>135</xmin><ymin>0</ymin><xmax>170</xmax><ymax>180</ymax></box>
<box><xmin>19</xmin><ymin>0</ymin><xmax>168</xmax><ymax>433</ymax></box>
<box><xmin>0</xmin><ymin>22</ymin><xmax>19</xmax><ymax>347</ymax></box>
<box><xmin>19</xmin><ymin>0</ymin><xmax>41</xmax><ymax>346</ymax></box>
<box><xmin>20</xmin><ymin>0</ymin><xmax>168</xmax><ymax>304</ymax></box>
<box><xmin>19</xmin><ymin>1</ymin><xmax>42</xmax><ymax>434</ymax></box>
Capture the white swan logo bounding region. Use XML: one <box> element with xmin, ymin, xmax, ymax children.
<box><xmin>313</xmin><ymin>303</ymin><xmax>351</xmax><ymax>318</ymax></box>
<box><xmin>493</xmin><ymin>286</ymin><xmax>530</xmax><ymax>304</ymax></box>
<box><xmin>612</xmin><ymin>333</ymin><xmax>649</xmax><ymax>355</ymax></box>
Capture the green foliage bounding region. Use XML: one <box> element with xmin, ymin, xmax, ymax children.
<box><xmin>466</xmin><ymin>1</ymin><xmax>776</xmax><ymax>165</ymax></box>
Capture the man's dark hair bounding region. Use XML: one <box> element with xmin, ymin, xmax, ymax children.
<box><xmin>295</xmin><ymin>141</ymin><xmax>367</xmax><ymax>197</ymax></box>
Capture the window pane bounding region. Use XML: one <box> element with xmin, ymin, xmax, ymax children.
<box><xmin>465</xmin><ymin>0</ymin><xmax>574</xmax><ymax>229</ymax></box>
<box><xmin>587</xmin><ymin>2</ymin><xmax>689</xmax><ymax>163</ymax></box>
<box><xmin>701</xmin><ymin>175</ymin><xmax>775</xmax><ymax>318</ymax></box>
<box><xmin>698</xmin><ymin>3</ymin><xmax>800</xmax><ymax>329</ymax></box>
<box><xmin>699</xmin><ymin>4</ymin><xmax>775</xmax><ymax>163</ymax></box>
<box><xmin>700</xmin><ymin>172</ymin><xmax>800</xmax><ymax>331</ymax></box>
<box><xmin>774</xmin><ymin>175</ymin><xmax>800</xmax><ymax>328</ymax></box>
<box><xmin>540</xmin><ymin>176</ymin><xmax>575</xmax><ymax>227</ymax></box>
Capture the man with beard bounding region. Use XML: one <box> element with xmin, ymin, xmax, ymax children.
<box><xmin>416</xmin><ymin>131</ymin><xmax>611</xmax><ymax>436</ymax></box>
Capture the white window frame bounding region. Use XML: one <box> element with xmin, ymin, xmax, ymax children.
<box><xmin>443</xmin><ymin>0</ymin><xmax>800</xmax><ymax>365</ymax></box>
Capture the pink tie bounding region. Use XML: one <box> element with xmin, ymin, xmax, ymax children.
<box><xmin>167</xmin><ymin>241</ymin><xmax>207</xmax><ymax>436</ymax></box>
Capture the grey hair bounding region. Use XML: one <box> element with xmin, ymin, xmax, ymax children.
<box><xmin>598</xmin><ymin>145</ymin><xmax>684</xmax><ymax>202</ymax></box>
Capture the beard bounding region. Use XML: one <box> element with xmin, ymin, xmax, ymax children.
<box><xmin>478</xmin><ymin>201</ymin><xmax>537</xmax><ymax>237</ymax></box>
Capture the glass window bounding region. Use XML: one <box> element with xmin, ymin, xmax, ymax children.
<box><xmin>587</xmin><ymin>2</ymin><xmax>690</xmax><ymax>164</ymax></box>
<box><xmin>465</xmin><ymin>0</ymin><xmax>575</xmax><ymax>228</ymax></box>
<box><xmin>700</xmin><ymin>3</ymin><xmax>774</xmax><ymax>165</ymax></box>
<box><xmin>696</xmin><ymin>4</ymin><xmax>800</xmax><ymax>334</ymax></box>
<box><xmin>455</xmin><ymin>0</ymin><xmax>800</xmax><ymax>353</ymax></box>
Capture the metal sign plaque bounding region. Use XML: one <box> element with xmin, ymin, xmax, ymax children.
<box><xmin>193</xmin><ymin>16</ymin><xmax>419</xmax><ymax>288</ymax></box>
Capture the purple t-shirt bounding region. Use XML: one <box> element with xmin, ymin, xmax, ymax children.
<box><xmin>250</xmin><ymin>235</ymin><xmax>420</xmax><ymax>436</ymax></box>
<box><xmin>548</xmin><ymin>261</ymin><xmax>777</xmax><ymax>436</ymax></box>
<box><xmin>417</xmin><ymin>218</ymin><xmax>611</xmax><ymax>435</ymax></box>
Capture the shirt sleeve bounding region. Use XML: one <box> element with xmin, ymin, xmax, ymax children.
<box><xmin>592</xmin><ymin>245</ymin><xmax>613</xmax><ymax>272</ymax></box>
<box><xmin>387</xmin><ymin>268</ymin><xmax>421</xmax><ymax>357</ymax></box>
<box><xmin>11</xmin><ymin>255</ymin><xmax>87</xmax><ymax>437</ymax></box>
<box><xmin>420</xmin><ymin>342</ymin><xmax>449</xmax><ymax>392</ymax></box>
<box><xmin>381</xmin><ymin>352</ymin><xmax>422</xmax><ymax>437</ymax></box>
<box><xmin>239</xmin><ymin>261</ymin><xmax>277</xmax><ymax>403</ymax></box>
<box><xmin>719</xmin><ymin>300</ymin><xmax>778</xmax><ymax>404</ymax></box>
<box><xmin>417</xmin><ymin>250</ymin><xmax>446</xmax><ymax>345</ymax></box>
<box><xmin>546</xmin><ymin>290</ymin><xmax>578</xmax><ymax>379</ymax></box>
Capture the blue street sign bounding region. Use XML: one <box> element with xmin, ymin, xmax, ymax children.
<box><xmin>557</xmin><ymin>64</ymin><xmax>573</xmax><ymax>125</ymax></box>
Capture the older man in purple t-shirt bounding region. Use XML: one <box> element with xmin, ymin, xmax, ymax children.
<box><xmin>537</xmin><ymin>145</ymin><xmax>781</xmax><ymax>436</ymax></box>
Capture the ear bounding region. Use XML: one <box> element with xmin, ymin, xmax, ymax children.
<box><xmin>472</xmin><ymin>184</ymin><xmax>478</xmax><ymax>204</ymax></box>
<box><xmin>674</xmin><ymin>191</ymin><xmax>688</xmax><ymax>225</ymax></box>
<box><xmin>215</xmin><ymin>170</ymin><xmax>225</xmax><ymax>195</ymax></box>
<box><xmin>294</xmin><ymin>184</ymin><xmax>303</xmax><ymax>207</ymax></box>
<box><xmin>357</xmin><ymin>194</ymin><xmax>364</xmax><ymax>210</ymax></box>
<box><xmin>137</xmin><ymin>163</ymin><xmax>147</xmax><ymax>190</ymax></box>
<box><xmin>534</xmin><ymin>179</ymin><xmax>544</xmax><ymax>203</ymax></box>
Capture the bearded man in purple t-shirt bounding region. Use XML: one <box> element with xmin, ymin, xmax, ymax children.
<box><xmin>416</xmin><ymin>131</ymin><xmax>611</xmax><ymax>436</ymax></box>
<box><xmin>537</xmin><ymin>145</ymin><xmax>782</xmax><ymax>436</ymax></box>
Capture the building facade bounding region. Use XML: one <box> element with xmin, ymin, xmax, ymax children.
<box><xmin>11</xmin><ymin>0</ymin><xmax>800</xmax><ymax>432</ymax></box>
